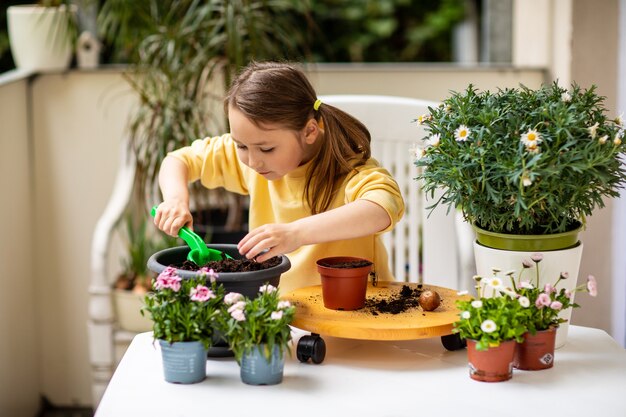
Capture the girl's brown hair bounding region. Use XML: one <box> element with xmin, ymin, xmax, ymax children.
<box><xmin>225</xmin><ymin>61</ymin><xmax>371</xmax><ymax>214</ymax></box>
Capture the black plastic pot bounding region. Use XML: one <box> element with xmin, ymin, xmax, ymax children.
<box><xmin>147</xmin><ymin>244</ymin><xmax>291</xmax><ymax>298</ymax></box>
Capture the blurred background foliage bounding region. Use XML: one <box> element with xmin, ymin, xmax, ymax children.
<box><xmin>0</xmin><ymin>0</ymin><xmax>468</xmax><ymax>73</ymax></box>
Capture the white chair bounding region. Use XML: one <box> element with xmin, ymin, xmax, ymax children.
<box><xmin>320</xmin><ymin>95</ymin><xmax>475</xmax><ymax>289</ymax></box>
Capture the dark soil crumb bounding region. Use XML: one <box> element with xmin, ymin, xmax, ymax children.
<box><xmin>174</xmin><ymin>256</ymin><xmax>281</xmax><ymax>272</ymax></box>
<box><xmin>364</xmin><ymin>285</ymin><xmax>423</xmax><ymax>315</ymax></box>
<box><xmin>318</xmin><ymin>260</ymin><xmax>373</xmax><ymax>268</ymax></box>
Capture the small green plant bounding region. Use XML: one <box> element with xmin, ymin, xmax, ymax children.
<box><xmin>217</xmin><ymin>284</ymin><xmax>295</xmax><ymax>363</ymax></box>
<box><xmin>414</xmin><ymin>82</ymin><xmax>626</xmax><ymax>235</ymax></box>
<box><xmin>142</xmin><ymin>267</ymin><xmax>225</xmax><ymax>348</ymax></box>
<box><xmin>453</xmin><ymin>277</ymin><xmax>526</xmax><ymax>351</ymax></box>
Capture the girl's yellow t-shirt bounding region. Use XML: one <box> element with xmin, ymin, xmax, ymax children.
<box><xmin>169</xmin><ymin>134</ymin><xmax>405</xmax><ymax>293</ymax></box>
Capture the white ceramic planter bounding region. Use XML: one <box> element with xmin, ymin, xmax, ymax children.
<box><xmin>7</xmin><ymin>5</ymin><xmax>74</xmax><ymax>71</ymax></box>
<box><xmin>473</xmin><ymin>241</ymin><xmax>583</xmax><ymax>348</ymax></box>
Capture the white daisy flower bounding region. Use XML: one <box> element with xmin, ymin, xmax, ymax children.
<box><xmin>454</xmin><ymin>125</ymin><xmax>470</xmax><ymax>142</ymax></box>
<box><xmin>615</xmin><ymin>136</ymin><xmax>622</xmax><ymax>146</ymax></box>
<box><xmin>588</xmin><ymin>122</ymin><xmax>599</xmax><ymax>139</ymax></box>
<box><xmin>457</xmin><ymin>290</ymin><xmax>469</xmax><ymax>296</ymax></box>
<box><xmin>480</xmin><ymin>319</ymin><xmax>497</xmax><ymax>333</ymax></box>
<box><xmin>471</xmin><ymin>300</ymin><xmax>483</xmax><ymax>309</ymax></box>
<box><xmin>615</xmin><ymin>113</ymin><xmax>623</xmax><ymax>126</ymax></box>
<box><xmin>518</xmin><ymin>296</ymin><xmax>530</xmax><ymax>308</ymax></box>
<box><xmin>599</xmin><ymin>135</ymin><xmax>608</xmax><ymax>144</ymax></box>
<box><xmin>428</xmin><ymin>133</ymin><xmax>441</xmax><ymax>147</ymax></box>
<box><xmin>525</xmin><ymin>141</ymin><xmax>541</xmax><ymax>154</ymax></box>
<box><xmin>520</xmin><ymin>281</ymin><xmax>534</xmax><ymax>289</ymax></box>
<box><xmin>520</xmin><ymin>129</ymin><xmax>542</xmax><ymax>147</ymax></box>
<box><xmin>521</xmin><ymin>174</ymin><xmax>533</xmax><ymax>187</ymax></box>
<box><xmin>461</xmin><ymin>311</ymin><xmax>471</xmax><ymax>319</ymax></box>
<box><xmin>486</xmin><ymin>277</ymin><xmax>503</xmax><ymax>289</ymax></box>
<box><xmin>561</xmin><ymin>91</ymin><xmax>571</xmax><ymax>102</ymax></box>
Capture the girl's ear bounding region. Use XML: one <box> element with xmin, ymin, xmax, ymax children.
<box><xmin>303</xmin><ymin>118</ymin><xmax>322</xmax><ymax>144</ymax></box>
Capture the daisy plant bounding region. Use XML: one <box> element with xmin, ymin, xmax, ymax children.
<box><xmin>453</xmin><ymin>275</ymin><xmax>527</xmax><ymax>351</ymax></box>
<box><xmin>217</xmin><ymin>284</ymin><xmax>296</xmax><ymax>363</ymax></box>
<box><xmin>414</xmin><ymin>82</ymin><xmax>626</xmax><ymax>235</ymax></box>
<box><xmin>142</xmin><ymin>266</ymin><xmax>225</xmax><ymax>349</ymax></box>
<box><xmin>507</xmin><ymin>253</ymin><xmax>598</xmax><ymax>334</ymax></box>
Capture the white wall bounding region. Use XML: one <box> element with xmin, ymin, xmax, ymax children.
<box><xmin>0</xmin><ymin>72</ymin><xmax>39</xmax><ymax>417</ymax></box>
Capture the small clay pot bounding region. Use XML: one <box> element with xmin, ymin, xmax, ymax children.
<box><xmin>514</xmin><ymin>326</ymin><xmax>557</xmax><ymax>370</ymax></box>
<box><xmin>466</xmin><ymin>339</ymin><xmax>516</xmax><ymax>382</ymax></box>
<box><xmin>316</xmin><ymin>256</ymin><xmax>372</xmax><ymax>310</ymax></box>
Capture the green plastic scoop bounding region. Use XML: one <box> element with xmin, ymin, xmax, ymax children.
<box><xmin>150</xmin><ymin>206</ymin><xmax>233</xmax><ymax>265</ymax></box>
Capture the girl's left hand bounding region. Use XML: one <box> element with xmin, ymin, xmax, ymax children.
<box><xmin>237</xmin><ymin>223</ymin><xmax>301</xmax><ymax>263</ymax></box>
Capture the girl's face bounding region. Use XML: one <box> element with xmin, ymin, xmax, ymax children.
<box><xmin>228</xmin><ymin>106</ymin><xmax>321</xmax><ymax>181</ymax></box>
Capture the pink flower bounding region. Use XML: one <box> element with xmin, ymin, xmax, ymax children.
<box><xmin>224</xmin><ymin>292</ymin><xmax>243</xmax><ymax>305</ymax></box>
<box><xmin>550</xmin><ymin>301</ymin><xmax>563</xmax><ymax>310</ymax></box>
<box><xmin>199</xmin><ymin>267</ymin><xmax>219</xmax><ymax>283</ymax></box>
<box><xmin>230</xmin><ymin>309</ymin><xmax>246</xmax><ymax>322</ymax></box>
<box><xmin>587</xmin><ymin>275</ymin><xmax>598</xmax><ymax>297</ymax></box>
<box><xmin>544</xmin><ymin>283</ymin><xmax>555</xmax><ymax>294</ymax></box>
<box><xmin>190</xmin><ymin>285</ymin><xmax>215</xmax><ymax>302</ymax></box>
<box><xmin>259</xmin><ymin>284</ymin><xmax>277</xmax><ymax>294</ymax></box>
<box><xmin>560</xmin><ymin>272</ymin><xmax>569</xmax><ymax>279</ymax></box>
<box><xmin>531</xmin><ymin>253</ymin><xmax>544</xmax><ymax>263</ymax></box>
<box><xmin>535</xmin><ymin>293</ymin><xmax>551</xmax><ymax>308</ymax></box>
<box><xmin>565</xmin><ymin>289</ymin><xmax>573</xmax><ymax>299</ymax></box>
<box><xmin>154</xmin><ymin>268</ymin><xmax>182</xmax><ymax>292</ymax></box>
<box><xmin>227</xmin><ymin>301</ymin><xmax>246</xmax><ymax>314</ymax></box>
<box><xmin>277</xmin><ymin>300</ymin><xmax>292</xmax><ymax>310</ymax></box>
<box><xmin>522</xmin><ymin>259</ymin><xmax>534</xmax><ymax>269</ymax></box>
<box><xmin>270</xmin><ymin>311</ymin><xmax>284</xmax><ymax>320</ymax></box>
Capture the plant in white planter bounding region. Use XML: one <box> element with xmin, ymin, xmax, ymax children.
<box><xmin>7</xmin><ymin>1</ymin><xmax>82</xmax><ymax>71</ymax></box>
<box><xmin>414</xmin><ymin>82</ymin><xmax>625</xmax><ymax>346</ymax></box>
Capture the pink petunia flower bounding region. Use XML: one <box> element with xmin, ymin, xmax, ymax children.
<box><xmin>530</xmin><ymin>253</ymin><xmax>544</xmax><ymax>263</ymax></box>
<box><xmin>259</xmin><ymin>284</ymin><xmax>277</xmax><ymax>294</ymax></box>
<box><xmin>230</xmin><ymin>309</ymin><xmax>246</xmax><ymax>322</ymax></box>
<box><xmin>550</xmin><ymin>301</ymin><xmax>563</xmax><ymax>310</ymax></box>
<box><xmin>190</xmin><ymin>285</ymin><xmax>215</xmax><ymax>302</ymax></box>
<box><xmin>199</xmin><ymin>267</ymin><xmax>219</xmax><ymax>283</ymax></box>
<box><xmin>587</xmin><ymin>275</ymin><xmax>598</xmax><ymax>297</ymax></box>
<box><xmin>154</xmin><ymin>268</ymin><xmax>182</xmax><ymax>292</ymax></box>
<box><xmin>224</xmin><ymin>292</ymin><xmax>244</xmax><ymax>305</ymax></box>
<box><xmin>535</xmin><ymin>293</ymin><xmax>551</xmax><ymax>308</ymax></box>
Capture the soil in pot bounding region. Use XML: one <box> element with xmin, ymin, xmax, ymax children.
<box><xmin>174</xmin><ymin>256</ymin><xmax>282</xmax><ymax>273</ymax></box>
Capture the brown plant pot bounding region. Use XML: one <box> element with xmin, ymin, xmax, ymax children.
<box><xmin>514</xmin><ymin>327</ymin><xmax>557</xmax><ymax>370</ymax></box>
<box><xmin>466</xmin><ymin>339</ymin><xmax>516</xmax><ymax>382</ymax></box>
<box><xmin>316</xmin><ymin>256</ymin><xmax>372</xmax><ymax>311</ymax></box>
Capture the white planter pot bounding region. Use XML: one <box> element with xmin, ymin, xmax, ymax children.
<box><xmin>473</xmin><ymin>241</ymin><xmax>583</xmax><ymax>348</ymax></box>
<box><xmin>113</xmin><ymin>289</ymin><xmax>152</xmax><ymax>333</ymax></box>
<box><xmin>7</xmin><ymin>5</ymin><xmax>74</xmax><ymax>72</ymax></box>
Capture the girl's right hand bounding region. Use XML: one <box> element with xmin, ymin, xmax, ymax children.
<box><xmin>152</xmin><ymin>200</ymin><xmax>193</xmax><ymax>237</ymax></box>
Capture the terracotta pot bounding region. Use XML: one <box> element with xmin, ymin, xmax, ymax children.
<box><xmin>466</xmin><ymin>339</ymin><xmax>516</xmax><ymax>382</ymax></box>
<box><xmin>514</xmin><ymin>327</ymin><xmax>557</xmax><ymax>370</ymax></box>
<box><xmin>316</xmin><ymin>256</ymin><xmax>372</xmax><ymax>310</ymax></box>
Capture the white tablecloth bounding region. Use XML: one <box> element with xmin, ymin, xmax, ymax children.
<box><xmin>95</xmin><ymin>326</ymin><xmax>626</xmax><ymax>417</ymax></box>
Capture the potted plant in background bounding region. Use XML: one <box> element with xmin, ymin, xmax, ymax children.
<box><xmin>6</xmin><ymin>0</ymin><xmax>86</xmax><ymax>71</ymax></box>
<box><xmin>142</xmin><ymin>266</ymin><xmax>225</xmax><ymax>384</ymax></box>
<box><xmin>506</xmin><ymin>254</ymin><xmax>598</xmax><ymax>370</ymax></box>
<box><xmin>453</xmin><ymin>274</ymin><xmax>526</xmax><ymax>382</ymax></box>
<box><xmin>112</xmin><ymin>214</ymin><xmax>177</xmax><ymax>332</ymax></box>
<box><xmin>415</xmin><ymin>82</ymin><xmax>626</xmax><ymax>346</ymax></box>
<box><xmin>217</xmin><ymin>284</ymin><xmax>295</xmax><ymax>385</ymax></box>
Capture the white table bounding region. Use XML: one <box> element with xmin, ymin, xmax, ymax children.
<box><xmin>95</xmin><ymin>326</ymin><xmax>626</xmax><ymax>417</ymax></box>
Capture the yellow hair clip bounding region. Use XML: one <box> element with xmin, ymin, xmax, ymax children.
<box><xmin>313</xmin><ymin>99</ymin><xmax>322</xmax><ymax>111</ymax></box>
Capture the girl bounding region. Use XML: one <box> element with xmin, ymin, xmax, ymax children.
<box><xmin>153</xmin><ymin>61</ymin><xmax>405</xmax><ymax>292</ymax></box>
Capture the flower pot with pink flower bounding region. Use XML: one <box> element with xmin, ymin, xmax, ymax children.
<box><xmin>502</xmin><ymin>256</ymin><xmax>598</xmax><ymax>370</ymax></box>
<box><xmin>217</xmin><ymin>284</ymin><xmax>296</xmax><ymax>385</ymax></box>
<box><xmin>142</xmin><ymin>267</ymin><xmax>225</xmax><ymax>383</ymax></box>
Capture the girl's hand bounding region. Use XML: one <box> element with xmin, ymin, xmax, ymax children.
<box><xmin>238</xmin><ymin>223</ymin><xmax>302</xmax><ymax>263</ymax></box>
<box><xmin>153</xmin><ymin>200</ymin><xmax>193</xmax><ymax>237</ymax></box>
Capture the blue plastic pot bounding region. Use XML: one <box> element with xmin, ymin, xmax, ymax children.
<box><xmin>240</xmin><ymin>344</ymin><xmax>285</xmax><ymax>385</ymax></box>
<box><xmin>159</xmin><ymin>340</ymin><xmax>207</xmax><ymax>384</ymax></box>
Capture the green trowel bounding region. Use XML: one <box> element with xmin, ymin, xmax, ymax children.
<box><xmin>150</xmin><ymin>206</ymin><xmax>233</xmax><ymax>265</ymax></box>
